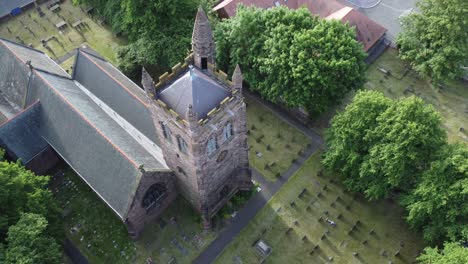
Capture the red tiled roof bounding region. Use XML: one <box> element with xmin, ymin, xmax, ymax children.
<box><xmin>213</xmin><ymin>0</ymin><xmax>387</xmax><ymax>52</ymax></box>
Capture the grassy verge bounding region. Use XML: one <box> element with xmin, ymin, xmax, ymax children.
<box><xmin>365</xmin><ymin>48</ymin><xmax>468</xmax><ymax>143</ymax></box>
<box><xmin>53</xmin><ymin>166</ymin><xmax>217</xmax><ymax>264</ymax></box>
<box><xmin>0</xmin><ymin>1</ymin><xmax>125</xmax><ymax>63</ymax></box>
<box><xmin>215</xmin><ymin>152</ymin><xmax>424</xmax><ymax>264</ymax></box>
<box><xmin>246</xmin><ymin>96</ymin><xmax>310</xmax><ymax>182</ymax></box>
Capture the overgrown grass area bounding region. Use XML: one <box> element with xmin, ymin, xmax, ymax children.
<box><xmin>365</xmin><ymin>48</ymin><xmax>468</xmax><ymax>143</ymax></box>
<box><xmin>215</xmin><ymin>153</ymin><xmax>424</xmax><ymax>264</ymax></box>
<box><xmin>0</xmin><ymin>0</ymin><xmax>125</xmax><ymax>63</ymax></box>
<box><xmin>245</xmin><ymin>96</ymin><xmax>310</xmax><ymax>182</ymax></box>
<box><xmin>52</xmin><ymin>166</ymin><xmax>218</xmax><ymax>264</ymax></box>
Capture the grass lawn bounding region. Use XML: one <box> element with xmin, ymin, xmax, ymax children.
<box><xmin>53</xmin><ymin>166</ymin><xmax>218</xmax><ymax>264</ymax></box>
<box><xmin>215</xmin><ymin>152</ymin><xmax>424</xmax><ymax>264</ymax></box>
<box><xmin>365</xmin><ymin>48</ymin><xmax>468</xmax><ymax>143</ymax></box>
<box><xmin>246</xmin><ymin>96</ymin><xmax>311</xmax><ymax>182</ymax></box>
<box><xmin>0</xmin><ymin>1</ymin><xmax>125</xmax><ymax>63</ymax></box>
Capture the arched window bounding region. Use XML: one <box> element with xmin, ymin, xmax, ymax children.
<box><xmin>177</xmin><ymin>136</ymin><xmax>188</xmax><ymax>154</ymax></box>
<box><xmin>222</xmin><ymin>122</ymin><xmax>233</xmax><ymax>142</ymax></box>
<box><xmin>160</xmin><ymin>122</ymin><xmax>173</xmax><ymax>143</ymax></box>
<box><xmin>207</xmin><ymin>137</ymin><xmax>218</xmax><ymax>155</ymax></box>
<box><xmin>142</xmin><ymin>183</ymin><xmax>167</xmax><ymax>212</ymax></box>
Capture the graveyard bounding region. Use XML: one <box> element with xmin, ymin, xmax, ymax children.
<box><xmin>245</xmin><ymin>96</ymin><xmax>311</xmax><ymax>182</ymax></box>
<box><xmin>0</xmin><ymin>0</ymin><xmax>125</xmax><ymax>64</ymax></box>
<box><xmin>364</xmin><ymin>49</ymin><xmax>468</xmax><ymax>143</ymax></box>
<box><xmin>215</xmin><ymin>152</ymin><xmax>425</xmax><ymax>264</ymax></box>
<box><xmin>53</xmin><ymin>166</ymin><xmax>219</xmax><ymax>264</ymax></box>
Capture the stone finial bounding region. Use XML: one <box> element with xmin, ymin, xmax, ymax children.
<box><xmin>192</xmin><ymin>7</ymin><xmax>215</xmax><ymax>70</ymax></box>
<box><xmin>186</xmin><ymin>104</ymin><xmax>198</xmax><ymax>129</ymax></box>
<box><xmin>141</xmin><ymin>67</ymin><xmax>156</xmax><ymax>98</ymax></box>
<box><xmin>232</xmin><ymin>64</ymin><xmax>243</xmax><ymax>95</ymax></box>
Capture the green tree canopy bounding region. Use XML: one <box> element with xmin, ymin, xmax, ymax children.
<box><xmin>0</xmin><ymin>160</ymin><xmax>59</xmax><ymax>241</ymax></box>
<box><xmin>418</xmin><ymin>242</ymin><xmax>468</xmax><ymax>264</ymax></box>
<box><xmin>397</xmin><ymin>0</ymin><xmax>468</xmax><ymax>83</ymax></box>
<box><xmin>5</xmin><ymin>213</ymin><xmax>61</xmax><ymax>264</ymax></box>
<box><xmin>401</xmin><ymin>143</ymin><xmax>468</xmax><ymax>244</ymax></box>
<box><xmin>323</xmin><ymin>91</ymin><xmax>446</xmax><ymax>200</ymax></box>
<box><xmin>215</xmin><ymin>6</ymin><xmax>367</xmax><ymax>114</ymax></box>
<box><xmin>73</xmin><ymin>0</ymin><xmax>218</xmax><ymax>77</ymax></box>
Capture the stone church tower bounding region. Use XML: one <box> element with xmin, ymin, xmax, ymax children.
<box><xmin>142</xmin><ymin>7</ymin><xmax>252</xmax><ymax>228</ymax></box>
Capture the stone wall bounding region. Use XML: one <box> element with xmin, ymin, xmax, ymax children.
<box><xmin>125</xmin><ymin>170</ymin><xmax>177</xmax><ymax>239</ymax></box>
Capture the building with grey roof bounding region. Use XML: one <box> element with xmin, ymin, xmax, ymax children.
<box><xmin>0</xmin><ymin>8</ymin><xmax>252</xmax><ymax>237</ymax></box>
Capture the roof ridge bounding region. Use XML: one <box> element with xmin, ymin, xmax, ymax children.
<box><xmin>34</xmin><ymin>67</ymin><xmax>74</xmax><ymax>81</ymax></box>
<box><xmin>0</xmin><ymin>37</ymin><xmax>46</xmax><ymax>54</ymax></box>
<box><xmin>78</xmin><ymin>48</ymin><xmax>106</xmax><ymax>62</ymax></box>
<box><xmin>0</xmin><ymin>100</ymin><xmax>41</xmax><ymax>128</ymax></box>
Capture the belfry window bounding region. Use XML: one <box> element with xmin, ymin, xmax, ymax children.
<box><xmin>222</xmin><ymin>122</ymin><xmax>233</xmax><ymax>142</ymax></box>
<box><xmin>201</xmin><ymin>57</ymin><xmax>208</xmax><ymax>70</ymax></box>
<box><xmin>142</xmin><ymin>183</ymin><xmax>167</xmax><ymax>212</ymax></box>
<box><xmin>160</xmin><ymin>122</ymin><xmax>173</xmax><ymax>143</ymax></box>
<box><xmin>177</xmin><ymin>136</ymin><xmax>188</xmax><ymax>154</ymax></box>
<box><xmin>207</xmin><ymin>137</ymin><xmax>218</xmax><ymax>155</ymax></box>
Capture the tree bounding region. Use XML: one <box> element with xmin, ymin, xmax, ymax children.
<box><xmin>5</xmin><ymin>213</ymin><xmax>61</xmax><ymax>264</ymax></box>
<box><xmin>73</xmin><ymin>0</ymin><xmax>218</xmax><ymax>78</ymax></box>
<box><xmin>215</xmin><ymin>6</ymin><xmax>367</xmax><ymax>114</ymax></box>
<box><xmin>401</xmin><ymin>143</ymin><xmax>468</xmax><ymax>244</ymax></box>
<box><xmin>0</xmin><ymin>160</ymin><xmax>59</xmax><ymax>241</ymax></box>
<box><xmin>418</xmin><ymin>242</ymin><xmax>468</xmax><ymax>264</ymax></box>
<box><xmin>397</xmin><ymin>0</ymin><xmax>468</xmax><ymax>83</ymax></box>
<box><xmin>323</xmin><ymin>91</ymin><xmax>447</xmax><ymax>200</ymax></box>
<box><xmin>360</xmin><ymin>96</ymin><xmax>446</xmax><ymax>199</ymax></box>
<box><xmin>322</xmin><ymin>91</ymin><xmax>392</xmax><ymax>193</ymax></box>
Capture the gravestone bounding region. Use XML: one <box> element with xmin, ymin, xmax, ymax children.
<box><xmin>255</xmin><ymin>240</ymin><xmax>272</xmax><ymax>258</ymax></box>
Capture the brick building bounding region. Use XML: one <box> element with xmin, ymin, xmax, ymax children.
<box><xmin>0</xmin><ymin>8</ymin><xmax>252</xmax><ymax>237</ymax></box>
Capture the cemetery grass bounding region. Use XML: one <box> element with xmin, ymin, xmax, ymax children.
<box><xmin>215</xmin><ymin>152</ymin><xmax>424</xmax><ymax>264</ymax></box>
<box><xmin>53</xmin><ymin>166</ymin><xmax>218</xmax><ymax>264</ymax></box>
<box><xmin>365</xmin><ymin>48</ymin><xmax>468</xmax><ymax>143</ymax></box>
<box><xmin>246</xmin><ymin>96</ymin><xmax>310</xmax><ymax>182</ymax></box>
<box><xmin>0</xmin><ymin>0</ymin><xmax>126</xmax><ymax>63</ymax></box>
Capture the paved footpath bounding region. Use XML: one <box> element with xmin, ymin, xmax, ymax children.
<box><xmin>193</xmin><ymin>92</ymin><xmax>323</xmax><ymax>264</ymax></box>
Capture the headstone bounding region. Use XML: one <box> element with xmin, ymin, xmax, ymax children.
<box><xmin>353</xmin><ymin>252</ymin><xmax>358</xmax><ymax>257</ymax></box>
<box><xmin>302</xmin><ymin>235</ymin><xmax>308</xmax><ymax>242</ymax></box>
<box><xmin>293</xmin><ymin>220</ymin><xmax>299</xmax><ymax>226</ymax></box>
<box><xmin>290</xmin><ymin>201</ymin><xmax>296</xmax><ymax>207</ymax></box>
<box><xmin>369</xmin><ymin>229</ymin><xmax>375</xmax><ymax>235</ymax></box>
<box><xmin>285</xmin><ymin>227</ymin><xmax>293</xmax><ymax>235</ymax></box>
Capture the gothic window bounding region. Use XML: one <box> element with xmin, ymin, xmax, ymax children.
<box><xmin>207</xmin><ymin>137</ymin><xmax>218</xmax><ymax>155</ymax></box>
<box><xmin>222</xmin><ymin>122</ymin><xmax>234</xmax><ymax>142</ymax></box>
<box><xmin>160</xmin><ymin>122</ymin><xmax>173</xmax><ymax>143</ymax></box>
<box><xmin>142</xmin><ymin>183</ymin><xmax>167</xmax><ymax>212</ymax></box>
<box><xmin>177</xmin><ymin>136</ymin><xmax>188</xmax><ymax>154</ymax></box>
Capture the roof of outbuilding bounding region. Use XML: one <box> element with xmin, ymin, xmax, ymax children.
<box><xmin>0</xmin><ymin>102</ymin><xmax>48</xmax><ymax>163</ymax></box>
<box><xmin>159</xmin><ymin>67</ymin><xmax>231</xmax><ymax>119</ymax></box>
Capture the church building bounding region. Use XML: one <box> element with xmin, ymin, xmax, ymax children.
<box><xmin>0</xmin><ymin>8</ymin><xmax>252</xmax><ymax>237</ymax></box>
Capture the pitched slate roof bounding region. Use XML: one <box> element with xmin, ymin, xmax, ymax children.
<box><xmin>0</xmin><ymin>39</ymin><xmax>169</xmax><ymax>220</ymax></box>
<box><xmin>72</xmin><ymin>50</ymin><xmax>160</xmax><ymax>144</ymax></box>
<box><xmin>0</xmin><ymin>38</ymin><xmax>68</xmax><ymax>77</ymax></box>
<box><xmin>0</xmin><ymin>102</ymin><xmax>48</xmax><ymax>163</ymax></box>
<box><xmin>30</xmin><ymin>69</ymin><xmax>168</xmax><ymax>218</ymax></box>
<box><xmin>213</xmin><ymin>0</ymin><xmax>387</xmax><ymax>51</ymax></box>
<box><xmin>159</xmin><ymin>67</ymin><xmax>231</xmax><ymax>119</ymax></box>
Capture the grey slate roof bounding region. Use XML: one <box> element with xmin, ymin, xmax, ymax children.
<box><xmin>72</xmin><ymin>50</ymin><xmax>159</xmax><ymax>144</ymax></box>
<box><xmin>0</xmin><ymin>102</ymin><xmax>48</xmax><ymax>163</ymax></box>
<box><xmin>0</xmin><ymin>38</ymin><xmax>69</xmax><ymax>77</ymax></box>
<box><xmin>30</xmin><ymin>70</ymin><xmax>168</xmax><ymax>218</ymax></box>
<box><xmin>159</xmin><ymin>67</ymin><xmax>231</xmax><ymax>119</ymax></box>
<box><xmin>0</xmin><ymin>0</ymin><xmax>33</xmax><ymax>18</ymax></box>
